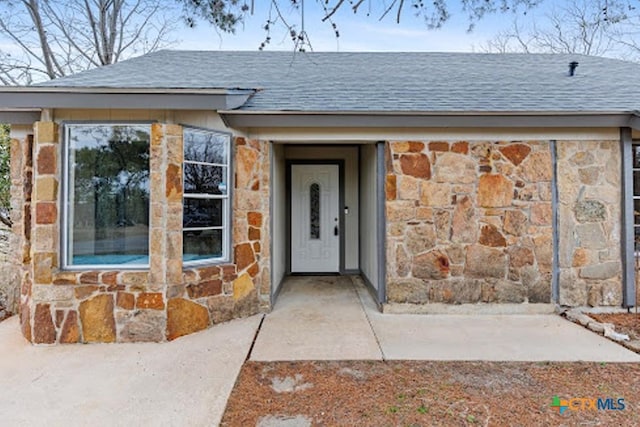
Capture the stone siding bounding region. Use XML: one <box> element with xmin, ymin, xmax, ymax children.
<box><xmin>13</xmin><ymin>122</ymin><xmax>270</xmax><ymax>344</ymax></box>
<box><xmin>556</xmin><ymin>140</ymin><xmax>622</xmax><ymax>306</ymax></box>
<box><xmin>386</xmin><ymin>140</ymin><xmax>554</xmax><ymax>305</ymax></box>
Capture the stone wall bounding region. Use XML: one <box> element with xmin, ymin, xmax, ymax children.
<box><xmin>556</xmin><ymin>140</ymin><xmax>622</xmax><ymax>307</ymax></box>
<box><xmin>386</xmin><ymin>140</ymin><xmax>553</xmax><ymax>305</ymax></box>
<box><xmin>13</xmin><ymin>122</ymin><xmax>270</xmax><ymax>344</ymax></box>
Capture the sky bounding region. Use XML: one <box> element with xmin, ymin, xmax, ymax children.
<box><xmin>175</xmin><ymin>1</ymin><xmax>547</xmax><ymax>52</ymax></box>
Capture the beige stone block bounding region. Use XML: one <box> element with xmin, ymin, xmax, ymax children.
<box><xmin>32</xmin><ymin>225</ymin><xmax>56</xmax><ymax>252</ymax></box>
<box><xmin>530</xmin><ymin>203</ymin><xmax>552</xmax><ymax>226</ymax></box>
<box><xmin>420</xmin><ymin>181</ymin><xmax>450</xmax><ymax>207</ymax></box>
<box><xmin>35</xmin><ymin>177</ymin><xmax>58</xmax><ymax>201</ymax></box>
<box><xmin>166</xmin><ymin>231</ymin><xmax>182</xmax><ymax>261</ymax></box>
<box><xmin>233</xmin><ymin>273</ymin><xmax>255</xmax><ymax>301</ymax></box>
<box><xmin>433</xmin><ymin>152</ymin><xmax>476</xmax><ymax>184</ymax></box>
<box><xmin>397</xmin><ymin>175</ymin><xmax>420</xmax><ymax>200</ymax></box>
<box><xmin>386</xmin><ymin>201</ymin><xmax>416</xmax><ymax>222</ymax></box>
<box><xmin>35</xmin><ymin>122</ymin><xmax>58</xmax><ymax>144</ymax></box>
<box><xmin>32</xmin><ymin>284</ymin><xmax>73</xmax><ymax>303</ymax></box>
<box><xmin>151</xmin><ymin>123</ymin><xmax>164</xmax><ymax>146</ymax></box>
<box><xmin>166</xmin><ymin>136</ymin><xmax>183</xmax><ymax>164</ymax></box>
<box><xmin>164</xmin><ymin>123</ymin><xmax>183</xmax><ymax>137</ymax></box>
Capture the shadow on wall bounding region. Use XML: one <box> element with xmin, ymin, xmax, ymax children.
<box><xmin>0</xmin><ymin>225</ymin><xmax>18</xmax><ymax>320</ymax></box>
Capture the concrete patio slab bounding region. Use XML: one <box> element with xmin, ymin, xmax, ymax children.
<box><xmin>0</xmin><ymin>314</ymin><xmax>262</xmax><ymax>427</ymax></box>
<box><xmin>354</xmin><ymin>284</ymin><xmax>640</xmax><ymax>362</ymax></box>
<box><xmin>250</xmin><ymin>276</ymin><xmax>383</xmax><ymax>361</ymax></box>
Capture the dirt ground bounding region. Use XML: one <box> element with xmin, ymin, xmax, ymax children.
<box><xmin>589</xmin><ymin>312</ymin><xmax>640</xmax><ymax>342</ymax></box>
<box><xmin>223</xmin><ymin>361</ymin><xmax>639</xmax><ymax>426</ymax></box>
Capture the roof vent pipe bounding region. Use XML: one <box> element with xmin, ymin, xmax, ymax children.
<box><xmin>569</xmin><ymin>61</ymin><xmax>579</xmax><ymax>76</ymax></box>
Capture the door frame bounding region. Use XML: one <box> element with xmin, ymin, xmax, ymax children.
<box><xmin>286</xmin><ymin>159</ymin><xmax>346</xmax><ymax>275</ymax></box>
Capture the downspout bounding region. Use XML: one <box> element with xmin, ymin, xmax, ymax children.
<box><xmin>620</xmin><ymin>127</ymin><xmax>636</xmax><ymax>308</ymax></box>
<box><xmin>376</xmin><ymin>141</ymin><xmax>387</xmax><ymax>307</ymax></box>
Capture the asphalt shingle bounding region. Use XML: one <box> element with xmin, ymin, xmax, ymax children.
<box><xmin>36</xmin><ymin>50</ymin><xmax>640</xmax><ymax>113</ymax></box>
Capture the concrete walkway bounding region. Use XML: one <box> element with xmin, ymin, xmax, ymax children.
<box><xmin>251</xmin><ymin>276</ymin><xmax>640</xmax><ymax>362</ymax></box>
<box><xmin>0</xmin><ymin>314</ymin><xmax>262</xmax><ymax>427</ymax></box>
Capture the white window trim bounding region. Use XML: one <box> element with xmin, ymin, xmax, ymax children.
<box><xmin>182</xmin><ymin>126</ymin><xmax>232</xmax><ymax>266</ymax></box>
<box><xmin>61</xmin><ymin>123</ymin><xmax>152</xmax><ymax>270</ymax></box>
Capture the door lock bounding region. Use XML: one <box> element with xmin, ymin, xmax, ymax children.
<box><xmin>334</xmin><ymin>225</ymin><xmax>339</xmax><ymax>236</ymax></box>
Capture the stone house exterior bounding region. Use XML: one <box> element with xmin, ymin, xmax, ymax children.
<box><xmin>1</xmin><ymin>51</ymin><xmax>639</xmax><ymax>344</ymax></box>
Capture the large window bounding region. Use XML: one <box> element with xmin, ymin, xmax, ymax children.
<box><xmin>64</xmin><ymin>124</ymin><xmax>151</xmax><ymax>268</ymax></box>
<box><xmin>182</xmin><ymin>128</ymin><xmax>230</xmax><ymax>263</ymax></box>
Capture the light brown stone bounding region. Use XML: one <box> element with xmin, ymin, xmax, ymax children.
<box><xmin>405</xmin><ymin>224</ymin><xmax>437</xmax><ymax>255</ymax></box>
<box><xmin>35</xmin><ymin>177</ymin><xmax>58</xmax><ymax>201</ymax></box>
<box><xmin>520</xmin><ymin>151</ymin><xmax>552</xmax><ymax>182</ymax></box>
<box><xmin>412</xmin><ymin>250</ymin><xmax>450</xmax><ymax>279</ymax></box>
<box><xmin>420</xmin><ymin>181</ymin><xmax>450</xmax><ymax>207</ymax></box>
<box><xmin>187</xmin><ymin>280</ymin><xmax>222</xmax><ymax>299</ymax></box>
<box><xmin>531</xmin><ymin>203</ymin><xmax>552</xmax><ymax>225</ymax></box>
<box><xmin>119</xmin><ymin>310</ymin><xmax>165</xmax><ymax>343</ymax></box>
<box><xmin>116</xmin><ymin>291</ymin><xmax>135</xmax><ymax>310</ymax></box>
<box><xmin>451</xmin><ymin>141</ymin><xmax>469</xmax><ymax>154</ymax></box>
<box><xmin>428</xmin><ymin>141</ymin><xmax>449</xmax><ymax>152</ymax></box>
<box><xmin>33</xmin><ymin>252</ymin><xmax>55</xmax><ymax>284</ymax></box>
<box><xmin>478</xmin><ymin>174</ymin><xmax>513</xmax><ymax>208</ymax></box>
<box><xmin>385</xmin><ymin>174</ymin><xmax>397</xmax><ymax>200</ymax></box>
<box><xmin>165</xmin><ymin>164</ymin><xmax>182</xmax><ymax>202</ymax></box>
<box><xmin>434</xmin><ymin>210</ymin><xmax>450</xmax><ymax>241</ymax></box>
<box><xmin>504</xmin><ymin>210</ymin><xmax>528</xmax><ymax>236</ymax></box>
<box><xmin>234</xmin><ymin>243</ymin><xmax>255</xmax><ymax>272</ymax></box>
<box><xmin>397</xmin><ymin>176</ymin><xmax>420</xmax><ymax>200</ymax></box>
<box><xmin>479</xmin><ymin>224</ymin><xmax>506</xmax><ymax>247</ymax></box>
<box><xmin>79</xmin><ymin>271</ymin><xmax>100</xmax><ymax>285</ymax></box>
<box><xmin>391</xmin><ymin>141</ymin><xmax>424</xmax><ymax>153</ymax></box>
<box><xmin>578</xmin><ymin>167</ymin><xmax>600</xmax><ymax>185</ymax></box>
<box><xmin>236</xmin><ymin>146</ymin><xmax>258</xmax><ymax>188</ymax></box>
<box><xmin>136</xmin><ymin>292</ymin><xmax>165</xmax><ymax>310</ymax></box>
<box><xmin>79</xmin><ymin>295</ymin><xmax>116</xmax><ymax>343</ymax></box>
<box><xmin>248</xmin><ymin>212</ymin><xmax>263</xmax><ymax>227</ymax></box>
<box><xmin>199</xmin><ymin>266</ymin><xmax>221</xmax><ymax>281</ymax></box>
<box><xmin>430</xmin><ymin>279</ymin><xmax>482</xmax><ymax>304</ymax></box>
<box><xmin>166</xmin><ymin>298</ymin><xmax>210</xmax><ymax>340</ymax></box>
<box><xmin>35</xmin><ymin>202</ymin><xmax>57</xmax><ymax>224</ymax></box>
<box><xmin>33</xmin><ymin>303</ymin><xmax>56</xmax><ymax>344</ymax></box>
<box><xmin>464</xmin><ymin>245</ymin><xmax>507</xmax><ymax>279</ymax></box>
<box><xmin>451</xmin><ymin>196</ymin><xmax>476</xmax><ymax>243</ymax></box>
<box><xmin>207</xmin><ymin>295</ymin><xmax>235</xmax><ymax>324</ymax></box>
<box><xmin>233</xmin><ymin>273</ymin><xmax>254</xmax><ymax>301</ymax></box>
<box><xmin>387</xmin><ymin>278</ymin><xmax>429</xmax><ymax>304</ymax></box>
<box><xmin>400</xmin><ymin>153</ymin><xmax>431</xmax><ymax>179</ymax></box>
<box><xmin>533</xmin><ymin>234</ymin><xmax>553</xmax><ymax>273</ymax></box>
<box><xmin>119</xmin><ymin>272</ymin><xmax>148</xmax><ymax>287</ymax></box>
<box><xmin>37</xmin><ymin>145</ymin><xmax>56</xmax><ymax>175</ymax></box>
<box><xmin>248</xmin><ymin>226</ymin><xmax>261</xmax><ymax>241</ymax></box>
<box><xmin>433</xmin><ymin>152</ymin><xmax>476</xmax><ymax>184</ymax></box>
<box><xmin>499</xmin><ymin>144</ymin><xmax>531</xmax><ymax>166</ymax></box>
<box><xmin>75</xmin><ymin>285</ymin><xmax>99</xmax><ymax>300</ymax></box>
<box><xmin>35</xmin><ymin>122</ymin><xmax>58</xmax><ymax>144</ymax></box>
<box><xmin>386</xmin><ymin>201</ymin><xmax>415</xmax><ymax>222</ymax></box>
<box><xmin>509</xmin><ymin>246</ymin><xmax>535</xmax><ymax>269</ymax></box>
<box><xmin>572</xmin><ymin>248</ymin><xmax>590</xmax><ymax>267</ymax></box>
<box><xmin>569</xmin><ymin>151</ymin><xmax>594</xmax><ymax>167</ymax></box>
<box><xmin>60</xmin><ymin>311</ymin><xmax>79</xmax><ymax>344</ymax></box>
<box><xmin>395</xmin><ymin>244</ymin><xmax>410</xmax><ymax>277</ymax></box>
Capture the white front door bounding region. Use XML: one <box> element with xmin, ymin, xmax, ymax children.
<box><xmin>291</xmin><ymin>164</ymin><xmax>340</xmax><ymax>273</ymax></box>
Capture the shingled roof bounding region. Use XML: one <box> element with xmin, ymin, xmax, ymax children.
<box><xmin>35</xmin><ymin>50</ymin><xmax>640</xmax><ymax>113</ymax></box>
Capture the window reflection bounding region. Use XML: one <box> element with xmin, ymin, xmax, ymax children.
<box><xmin>66</xmin><ymin>125</ymin><xmax>150</xmax><ymax>266</ymax></box>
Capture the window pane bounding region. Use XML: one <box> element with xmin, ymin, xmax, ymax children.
<box><xmin>310</xmin><ymin>183</ymin><xmax>320</xmax><ymax>239</ymax></box>
<box><xmin>184</xmin><ymin>164</ymin><xmax>227</xmax><ymax>195</ymax></box>
<box><xmin>184</xmin><ymin>129</ymin><xmax>228</xmax><ymax>164</ymax></box>
<box><xmin>635</xmin><ymin>226</ymin><xmax>640</xmax><ymax>252</ymax></box>
<box><xmin>183</xmin><ymin>229</ymin><xmax>223</xmax><ymax>261</ymax></box>
<box><xmin>635</xmin><ymin>172</ymin><xmax>640</xmax><ymax>197</ymax></box>
<box><xmin>635</xmin><ymin>200</ymin><xmax>640</xmax><ymax>225</ymax></box>
<box><xmin>634</xmin><ymin>146</ymin><xmax>640</xmax><ymax>169</ymax></box>
<box><xmin>67</xmin><ymin>125</ymin><xmax>150</xmax><ymax>266</ymax></box>
<box><xmin>183</xmin><ymin>198</ymin><xmax>223</xmax><ymax>228</ymax></box>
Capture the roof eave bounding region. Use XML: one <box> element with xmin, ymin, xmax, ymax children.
<box><xmin>219</xmin><ymin>110</ymin><xmax>640</xmax><ymax>129</ymax></box>
<box><xmin>0</xmin><ymin>87</ymin><xmax>254</xmax><ymax>111</ymax></box>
